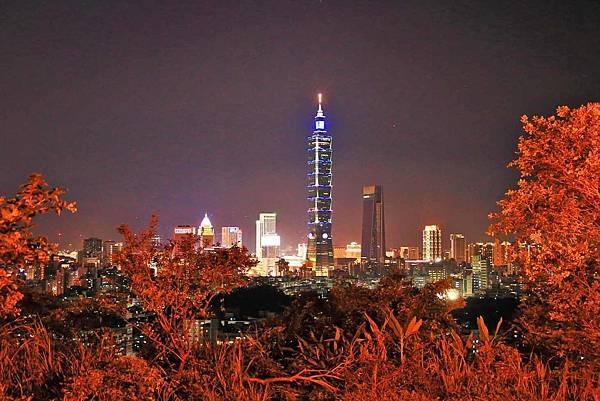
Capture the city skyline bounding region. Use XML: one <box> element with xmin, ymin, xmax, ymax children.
<box><xmin>0</xmin><ymin>2</ymin><xmax>597</xmax><ymax>398</ymax></box>
<box><xmin>1</xmin><ymin>1</ymin><xmax>598</xmax><ymax>251</ymax></box>
<box><xmin>14</xmin><ymin>91</ymin><xmax>522</xmax><ymax>253</ymax></box>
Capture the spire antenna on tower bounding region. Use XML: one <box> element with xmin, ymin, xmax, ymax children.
<box><xmin>316</xmin><ymin>93</ymin><xmax>324</xmax><ymax>117</ymax></box>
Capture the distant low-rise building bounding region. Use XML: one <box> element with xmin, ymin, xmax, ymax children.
<box><xmin>399</xmin><ymin>246</ymin><xmax>420</xmax><ymax>260</ymax></box>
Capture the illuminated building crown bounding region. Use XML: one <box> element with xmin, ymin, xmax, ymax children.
<box><xmin>200</xmin><ymin>213</ymin><xmax>213</xmax><ymax>228</ymax></box>
<box><xmin>314</xmin><ymin>93</ymin><xmax>326</xmax><ymax>130</ymax></box>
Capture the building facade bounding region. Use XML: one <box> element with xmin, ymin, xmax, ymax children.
<box><xmin>102</xmin><ymin>240</ymin><xmax>123</xmax><ymax>266</ymax></box>
<box><xmin>346</xmin><ymin>242</ymin><xmax>362</xmax><ymax>260</ymax></box>
<box><xmin>360</xmin><ymin>185</ymin><xmax>386</xmax><ymax>265</ymax></box>
<box><xmin>399</xmin><ymin>246</ymin><xmax>420</xmax><ymax>260</ymax></box>
<box><xmin>422</xmin><ymin>225</ymin><xmax>442</xmax><ymax>261</ymax></box>
<box><xmin>492</xmin><ymin>238</ymin><xmax>511</xmax><ymax>266</ymax></box>
<box><xmin>255</xmin><ymin>213</ymin><xmax>281</xmax><ymax>275</ymax></box>
<box><xmin>471</xmin><ymin>255</ymin><xmax>491</xmax><ymax>293</ymax></box>
<box><xmin>466</xmin><ymin>242</ymin><xmax>494</xmax><ymax>264</ymax></box>
<box><xmin>173</xmin><ymin>225</ymin><xmax>195</xmax><ymax>242</ymax></box>
<box><xmin>450</xmin><ymin>233</ymin><xmax>466</xmax><ymax>263</ymax></box>
<box><xmin>221</xmin><ymin>227</ymin><xmax>242</xmax><ymax>248</ymax></box>
<box><xmin>306</xmin><ymin>94</ymin><xmax>334</xmax><ymax>275</ymax></box>
<box><xmin>199</xmin><ymin>214</ymin><xmax>214</xmax><ymax>248</ymax></box>
<box><xmin>83</xmin><ymin>237</ymin><xmax>103</xmax><ymax>258</ymax></box>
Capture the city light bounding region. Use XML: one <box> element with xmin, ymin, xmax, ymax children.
<box><xmin>446</xmin><ymin>288</ymin><xmax>460</xmax><ymax>301</ymax></box>
<box><xmin>0</xmin><ymin>3</ymin><xmax>596</xmax><ymax>399</ymax></box>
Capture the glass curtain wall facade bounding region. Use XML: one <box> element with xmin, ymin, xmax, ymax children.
<box><xmin>306</xmin><ymin>94</ymin><xmax>334</xmax><ymax>275</ymax></box>
<box><xmin>361</xmin><ymin>185</ymin><xmax>386</xmax><ymax>264</ymax></box>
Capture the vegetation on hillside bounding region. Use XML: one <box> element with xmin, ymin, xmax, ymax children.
<box><xmin>0</xmin><ymin>103</ymin><xmax>598</xmax><ymax>400</ymax></box>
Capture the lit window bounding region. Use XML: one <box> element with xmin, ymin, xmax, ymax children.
<box><xmin>316</xmin><ymin>121</ymin><xmax>325</xmax><ymax>129</ymax></box>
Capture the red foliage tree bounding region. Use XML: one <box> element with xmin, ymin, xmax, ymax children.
<box><xmin>489</xmin><ymin>103</ymin><xmax>600</xmax><ymax>363</ymax></box>
<box><xmin>63</xmin><ymin>355</ymin><xmax>167</xmax><ymax>401</ymax></box>
<box><xmin>117</xmin><ymin>217</ymin><xmax>255</xmax><ymax>371</ymax></box>
<box><xmin>0</xmin><ymin>174</ymin><xmax>75</xmax><ymax>318</ymax></box>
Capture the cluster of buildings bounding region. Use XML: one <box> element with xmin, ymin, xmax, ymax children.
<box><xmin>401</xmin><ymin>234</ymin><xmax>518</xmax><ymax>299</ymax></box>
<box><xmin>16</xmin><ymin>237</ymin><xmax>129</xmax><ymax>297</ymax></box>
<box><xmin>21</xmin><ymin>94</ymin><xmax>519</xmax><ymax>301</ymax></box>
<box><xmin>8</xmin><ymin>94</ymin><xmax>526</xmax><ymax>355</ymax></box>
<box><xmin>173</xmin><ymin>214</ymin><xmax>242</xmax><ymax>249</ymax></box>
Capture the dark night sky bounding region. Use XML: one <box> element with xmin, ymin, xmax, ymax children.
<box><xmin>1</xmin><ymin>1</ymin><xmax>599</xmax><ymax>252</ymax></box>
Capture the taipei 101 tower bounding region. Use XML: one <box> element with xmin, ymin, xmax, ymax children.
<box><xmin>306</xmin><ymin>93</ymin><xmax>334</xmax><ymax>275</ymax></box>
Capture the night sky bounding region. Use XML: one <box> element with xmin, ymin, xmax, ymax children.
<box><xmin>1</xmin><ymin>1</ymin><xmax>599</xmax><ymax>252</ymax></box>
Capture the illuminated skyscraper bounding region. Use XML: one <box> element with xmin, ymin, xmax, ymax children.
<box><xmin>450</xmin><ymin>233</ymin><xmax>466</xmax><ymax>263</ymax></box>
<box><xmin>255</xmin><ymin>213</ymin><xmax>277</xmax><ymax>258</ymax></box>
<box><xmin>199</xmin><ymin>213</ymin><xmax>214</xmax><ymax>248</ymax></box>
<box><xmin>471</xmin><ymin>255</ymin><xmax>490</xmax><ymax>293</ymax></box>
<box><xmin>221</xmin><ymin>226</ymin><xmax>242</xmax><ymax>247</ymax></box>
<box><xmin>102</xmin><ymin>240</ymin><xmax>123</xmax><ymax>266</ymax></box>
<box><xmin>83</xmin><ymin>237</ymin><xmax>103</xmax><ymax>258</ymax></box>
<box><xmin>467</xmin><ymin>242</ymin><xmax>494</xmax><ymax>264</ymax></box>
<box><xmin>306</xmin><ymin>93</ymin><xmax>334</xmax><ymax>275</ymax></box>
<box><xmin>423</xmin><ymin>225</ymin><xmax>442</xmax><ymax>261</ymax></box>
<box><xmin>361</xmin><ymin>185</ymin><xmax>386</xmax><ymax>264</ymax></box>
<box><xmin>255</xmin><ymin>213</ymin><xmax>280</xmax><ymax>275</ymax></box>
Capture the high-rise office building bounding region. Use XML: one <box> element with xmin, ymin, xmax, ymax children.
<box><xmin>102</xmin><ymin>240</ymin><xmax>123</xmax><ymax>266</ymax></box>
<box><xmin>492</xmin><ymin>238</ymin><xmax>511</xmax><ymax>266</ymax></box>
<box><xmin>481</xmin><ymin>242</ymin><xmax>494</xmax><ymax>262</ymax></box>
<box><xmin>221</xmin><ymin>227</ymin><xmax>242</xmax><ymax>247</ymax></box>
<box><xmin>256</xmin><ymin>213</ymin><xmax>281</xmax><ymax>275</ymax></box>
<box><xmin>467</xmin><ymin>242</ymin><xmax>494</xmax><ymax>264</ymax></box>
<box><xmin>81</xmin><ymin>238</ymin><xmax>102</xmax><ymax>289</ymax></box>
<box><xmin>199</xmin><ymin>213</ymin><xmax>214</xmax><ymax>248</ymax></box>
<box><xmin>466</xmin><ymin>242</ymin><xmax>479</xmax><ymax>263</ymax></box>
<box><xmin>172</xmin><ymin>225</ymin><xmax>195</xmax><ymax>255</ymax></box>
<box><xmin>467</xmin><ymin>242</ymin><xmax>494</xmax><ymax>263</ymax></box>
<box><xmin>83</xmin><ymin>238</ymin><xmax>103</xmax><ymax>258</ymax></box>
<box><xmin>450</xmin><ymin>233</ymin><xmax>466</xmax><ymax>263</ymax></box>
<box><xmin>471</xmin><ymin>255</ymin><xmax>490</xmax><ymax>293</ymax></box>
<box><xmin>463</xmin><ymin>268</ymin><xmax>474</xmax><ymax>297</ymax></box>
<box><xmin>423</xmin><ymin>225</ymin><xmax>442</xmax><ymax>261</ymax></box>
<box><xmin>306</xmin><ymin>94</ymin><xmax>334</xmax><ymax>275</ymax></box>
<box><xmin>360</xmin><ymin>185</ymin><xmax>386</xmax><ymax>264</ymax></box>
